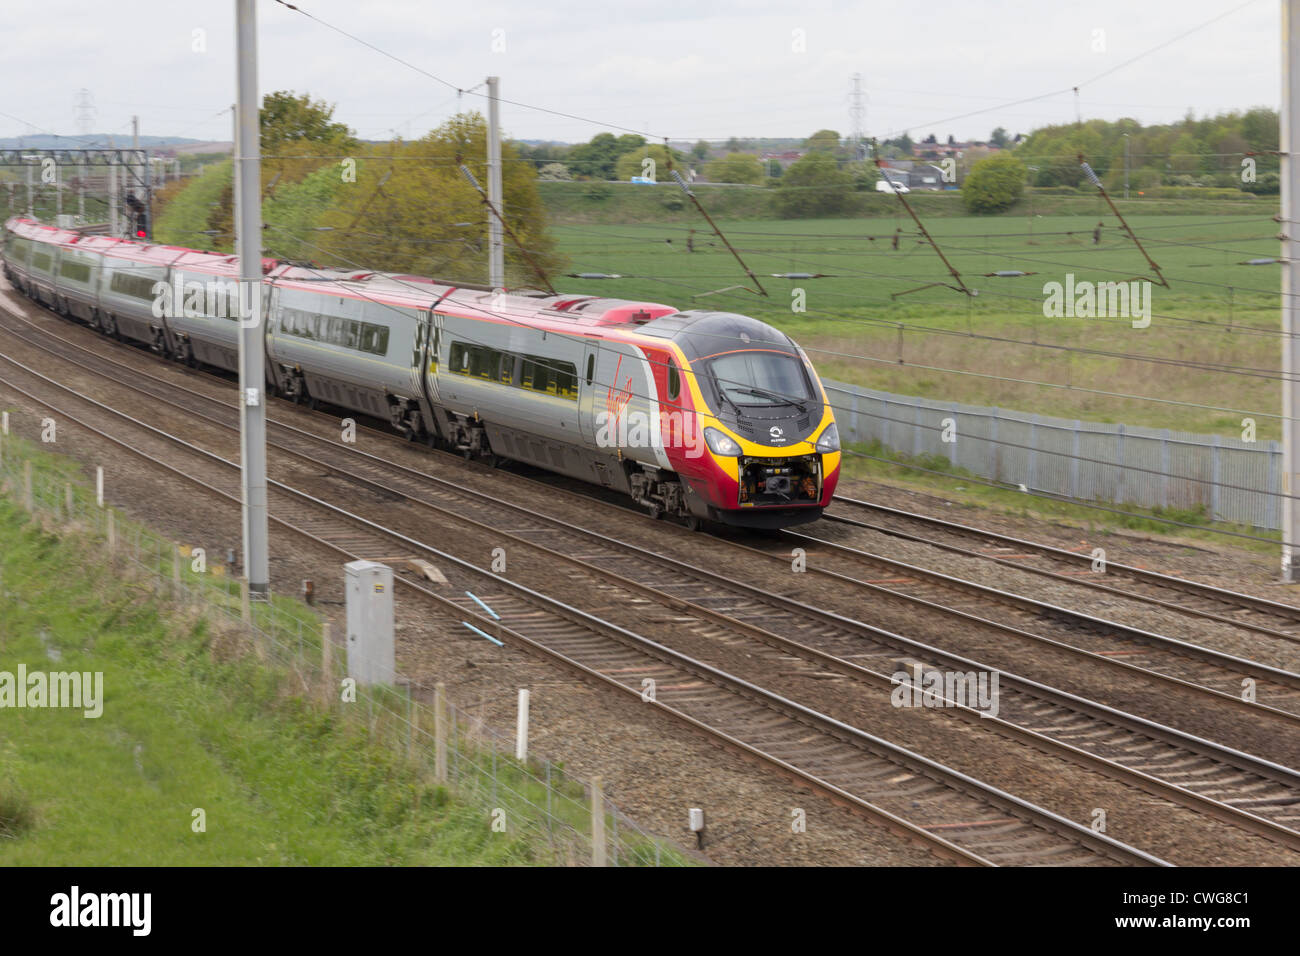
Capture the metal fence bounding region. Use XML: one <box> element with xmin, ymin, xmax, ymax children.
<box><xmin>0</xmin><ymin>430</ymin><xmax>691</xmax><ymax>866</ymax></box>
<box><xmin>824</xmin><ymin>379</ymin><xmax>1282</xmax><ymax>530</ymax></box>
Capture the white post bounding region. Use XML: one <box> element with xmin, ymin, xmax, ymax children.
<box><xmin>1</xmin><ymin>411</ymin><xmax>8</xmax><ymax>435</ymax></box>
<box><xmin>95</xmin><ymin>465</ymin><xmax>103</xmax><ymax>507</ymax></box>
<box><xmin>515</xmin><ymin>688</ymin><xmax>529</xmax><ymax>762</ymax></box>
<box><xmin>486</xmin><ymin>75</ymin><xmax>504</xmax><ymax>290</ymax></box>
<box><xmin>235</xmin><ymin>0</ymin><xmax>270</xmax><ymax>598</ymax></box>
<box><xmin>1283</xmin><ymin>0</ymin><xmax>1300</xmax><ymax>581</ymax></box>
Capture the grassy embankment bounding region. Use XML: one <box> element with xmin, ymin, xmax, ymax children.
<box><xmin>0</xmin><ymin>435</ymin><xmax>680</xmax><ymax>864</ymax></box>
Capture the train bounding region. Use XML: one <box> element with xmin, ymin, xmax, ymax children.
<box><xmin>1</xmin><ymin>216</ymin><xmax>841</xmax><ymax>529</ymax></box>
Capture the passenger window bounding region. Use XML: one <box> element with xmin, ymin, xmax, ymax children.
<box><xmin>667</xmin><ymin>359</ymin><xmax>680</xmax><ymax>401</ymax></box>
<box><xmin>586</xmin><ymin>354</ymin><xmax>595</xmax><ymax>386</ymax></box>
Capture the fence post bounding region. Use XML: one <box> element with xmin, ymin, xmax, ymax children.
<box><xmin>947</xmin><ymin>407</ymin><xmax>958</xmax><ymax>467</ymax></box>
<box><xmin>23</xmin><ymin>460</ymin><xmax>32</xmax><ymax>512</ymax></box>
<box><xmin>591</xmin><ymin>776</ymin><xmax>606</xmax><ymax>867</ymax></box>
<box><xmin>1269</xmin><ymin>441</ymin><xmax>1281</xmax><ymax>531</ymax></box>
<box><xmin>1210</xmin><ymin>435</ymin><xmax>1222</xmax><ymax>521</ymax></box>
<box><xmin>1116</xmin><ymin>424</ymin><xmax>1126</xmax><ymax>503</ymax></box>
<box><xmin>64</xmin><ymin>481</ymin><xmax>73</xmax><ymax>520</ymax></box>
<box><xmin>321</xmin><ymin>621</ymin><xmax>333</xmax><ymax>698</ymax></box>
<box><xmin>912</xmin><ymin>397</ymin><xmax>923</xmax><ymax>457</ymax></box>
<box><xmin>1160</xmin><ymin>429</ymin><xmax>1171</xmax><ymax>509</ymax></box>
<box><xmin>95</xmin><ymin>466</ymin><xmax>103</xmax><ymax>508</ymax></box>
<box><xmin>1070</xmin><ymin>421</ymin><xmax>1081</xmax><ymax>501</ymax></box>
<box><xmin>434</xmin><ymin>682</ymin><xmax>447</xmax><ymax>784</ymax></box>
<box><xmin>1028</xmin><ymin>416</ymin><xmax>1038</xmax><ymax>492</ymax></box>
<box><xmin>240</xmin><ymin>577</ymin><xmax>251</xmax><ymax>624</ymax></box>
<box><xmin>880</xmin><ymin>396</ymin><xmax>890</xmax><ymax>450</ymax></box>
<box><xmin>515</xmin><ymin>688</ymin><xmax>530</xmax><ymax>763</ymax></box>
<box><xmin>172</xmin><ymin>545</ymin><xmax>182</xmax><ymax>599</ymax></box>
<box><xmin>106</xmin><ymin>509</ymin><xmax>115</xmax><ymax>552</ymax></box>
<box><xmin>989</xmin><ymin>409</ymin><xmax>1000</xmax><ymax>481</ymax></box>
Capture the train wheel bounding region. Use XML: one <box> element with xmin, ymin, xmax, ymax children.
<box><xmin>645</xmin><ymin>503</ymin><xmax>662</xmax><ymax>520</ymax></box>
<box><xmin>684</xmin><ymin>514</ymin><xmax>702</xmax><ymax>532</ymax></box>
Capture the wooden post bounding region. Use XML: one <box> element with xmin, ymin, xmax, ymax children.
<box><xmin>172</xmin><ymin>545</ymin><xmax>182</xmax><ymax>598</ymax></box>
<box><xmin>240</xmin><ymin>577</ymin><xmax>251</xmax><ymax>624</ymax></box>
<box><xmin>434</xmin><ymin>682</ymin><xmax>447</xmax><ymax>784</ymax></box>
<box><xmin>64</xmin><ymin>482</ymin><xmax>73</xmax><ymax>520</ymax></box>
<box><xmin>320</xmin><ymin>621</ymin><xmax>333</xmax><ymax>697</ymax></box>
<box><xmin>106</xmin><ymin>510</ymin><xmax>115</xmax><ymax>551</ymax></box>
<box><xmin>23</xmin><ymin>460</ymin><xmax>32</xmax><ymax>512</ymax></box>
<box><xmin>591</xmin><ymin>775</ymin><xmax>607</xmax><ymax>867</ymax></box>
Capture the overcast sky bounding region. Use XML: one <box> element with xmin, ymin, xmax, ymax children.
<box><xmin>0</xmin><ymin>0</ymin><xmax>1282</xmax><ymax>146</ymax></box>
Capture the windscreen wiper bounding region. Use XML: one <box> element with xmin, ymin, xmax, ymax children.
<box><xmin>734</xmin><ymin>386</ymin><xmax>807</xmax><ymax>412</ymax></box>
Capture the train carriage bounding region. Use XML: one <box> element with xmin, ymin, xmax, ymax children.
<box><xmin>94</xmin><ymin>241</ymin><xmax>183</xmax><ymax>351</ymax></box>
<box><xmin>1</xmin><ymin>215</ymin><xmax>841</xmax><ymax>528</ymax></box>
<box><xmin>266</xmin><ymin>269</ymin><xmax>433</xmax><ymax>435</ymax></box>
<box><xmin>52</xmin><ymin>235</ymin><xmax>109</xmax><ymax>323</ymax></box>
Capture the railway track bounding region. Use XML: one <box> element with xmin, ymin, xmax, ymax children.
<box><xmin>823</xmin><ymin>494</ymin><xmax>1300</xmax><ymax>646</ymax></box>
<box><xmin>6</xmin><ymin>307</ymin><xmax>1300</xmax><ymax>734</ymax></box>
<box><xmin>4</xmin><ymin>307</ymin><xmax>1300</xmax><ymax>857</ymax></box>
<box><xmin>0</xmin><ymin>347</ymin><xmax>1170</xmax><ymax>867</ymax></box>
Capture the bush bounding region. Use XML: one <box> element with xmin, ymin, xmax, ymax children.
<box><xmin>705</xmin><ymin>153</ymin><xmax>765</xmax><ymax>185</ymax></box>
<box><xmin>774</xmin><ymin>153</ymin><xmax>857</xmax><ymax>218</ymax></box>
<box><xmin>962</xmin><ymin>154</ymin><xmax>1027</xmax><ymax>213</ymax></box>
<box><xmin>1242</xmin><ymin>172</ymin><xmax>1280</xmax><ymax>195</ymax></box>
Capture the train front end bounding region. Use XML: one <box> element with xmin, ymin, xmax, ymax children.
<box><xmin>652</xmin><ymin>310</ymin><xmax>841</xmax><ymax>528</ymax></box>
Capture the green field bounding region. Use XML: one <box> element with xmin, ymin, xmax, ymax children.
<box><xmin>550</xmin><ymin>208</ymin><xmax>1283</xmax><ymax>440</ymax></box>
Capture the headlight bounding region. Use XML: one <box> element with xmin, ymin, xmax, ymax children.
<box><xmin>703</xmin><ymin>426</ymin><xmax>742</xmax><ymax>456</ymax></box>
<box><xmin>815</xmin><ymin>423</ymin><xmax>840</xmax><ymax>453</ymax></box>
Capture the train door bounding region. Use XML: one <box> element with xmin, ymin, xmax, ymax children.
<box><xmin>578</xmin><ymin>339</ymin><xmax>602</xmax><ymax>445</ymax></box>
<box><xmin>411</xmin><ymin>309</ymin><xmax>442</xmax><ymax>441</ymax></box>
<box><xmin>263</xmin><ymin>283</ymin><xmax>287</xmax><ymax>392</ymax></box>
<box><xmin>424</xmin><ymin>310</ymin><xmax>445</xmax><ymax>408</ymax></box>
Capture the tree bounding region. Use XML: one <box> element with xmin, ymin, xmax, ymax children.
<box><xmin>848</xmin><ymin>160</ymin><xmax>881</xmax><ymax>191</ymax></box>
<box><xmin>691</xmin><ymin>140</ymin><xmax>712</xmax><ymax>161</ymax></box>
<box><xmin>804</xmin><ymin>129</ymin><xmax>841</xmax><ymax>153</ymax></box>
<box><xmin>260</xmin><ymin>90</ymin><xmax>354</xmax><ymax>155</ymax></box>
<box><xmin>705</xmin><ymin>152</ymin><xmax>764</xmax><ymax>184</ymax></box>
<box><xmin>537</xmin><ymin>162</ymin><xmax>572</xmax><ymax>181</ymax></box>
<box><xmin>567</xmin><ymin>132</ymin><xmax>646</xmax><ymax>179</ymax></box>
<box><xmin>962</xmin><ymin>153</ymin><xmax>1027</xmax><ymax>213</ymax></box>
<box><xmin>313</xmin><ymin>113</ymin><xmax>565</xmax><ymax>286</ymax></box>
<box><xmin>208</xmin><ymin>90</ymin><xmax>358</xmax><ymax>251</ymax></box>
<box><xmin>613</xmin><ymin>144</ymin><xmax>683</xmax><ymax>181</ymax></box>
<box><xmin>774</xmin><ymin>152</ymin><xmax>855</xmax><ymax>217</ymax></box>
<box><xmin>990</xmin><ymin>127</ymin><xmax>1009</xmax><ymax>148</ymax></box>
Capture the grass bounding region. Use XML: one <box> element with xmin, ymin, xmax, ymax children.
<box><xmin>0</xmin><ymin>436</ymin><xmax>689</xmax><ymax>865</ymax></box>
<box><xmin>550</xmin><ymin>211</ymin><xmax>1283</xmax><ymax>440</ymax></box>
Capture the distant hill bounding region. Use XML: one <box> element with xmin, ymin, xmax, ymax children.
<box><xmin>0</xmin><ymin>134</ymin><xmax>214</xmax><ymax>149</ymax></box>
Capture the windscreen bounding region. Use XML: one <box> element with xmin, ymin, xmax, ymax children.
<box><xmin>704</xmin><ymin>350</ymin><xmax>812</xmax><ymax>407</ymax></box>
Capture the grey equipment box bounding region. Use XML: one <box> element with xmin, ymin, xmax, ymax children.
<box><xmin>344</xmin><ymin>560</ymin><xmax>395</xmax><ymax>686</ymax></box>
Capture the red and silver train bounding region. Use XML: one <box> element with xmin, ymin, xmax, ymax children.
<box><xmin>2</xmin><ymin>217</ymin><xmax>841</xmax><ymax>528</ymax></box>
